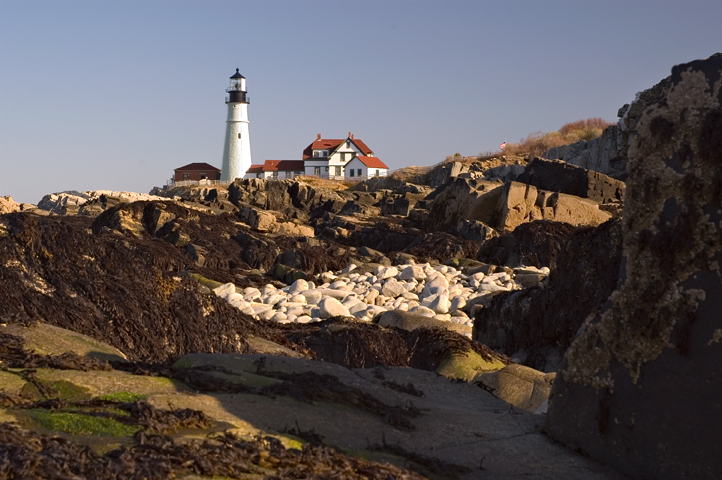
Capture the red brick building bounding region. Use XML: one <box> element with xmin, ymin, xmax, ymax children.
<box><xmin>173</xmin><ymin>163</ymin><xmax>221</xmax><ymax>182</ymax></box>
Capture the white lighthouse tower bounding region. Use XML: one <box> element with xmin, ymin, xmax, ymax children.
<box><xmin>221</xmin><ymin>69</ymin><xmax>252</xmax><ymax>181</ymax></box>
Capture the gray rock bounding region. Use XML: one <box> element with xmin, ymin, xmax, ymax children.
<box><xmin>381</xmin><ymin>278</ymin><xmax>407</xmax><ymax>297</ymax></box>
<box><xmin>546</xmin><ymin>53</ymin><xmax>722</xmax><ymax>480</ymax></box>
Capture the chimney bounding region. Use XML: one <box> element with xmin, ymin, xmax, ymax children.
<box><xmin>350</xmin><ymin>133</ymin><xmax>354</xmax><ymax>139</ymax></box>
<box><xmin>317</xmin><ymin>133</ymin><xmax>321</xmax><ymax>140</ymax></box>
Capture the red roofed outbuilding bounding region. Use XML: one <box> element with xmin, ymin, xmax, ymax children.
<box><xmin>173</xmin><ymin>163</ymin><xmax>221</xmax><ymax>182</ymax></box>
<box><xmin>243</xmin><ymin>160</ymin><xmax>305</xmax><ymax>179</ymax></box>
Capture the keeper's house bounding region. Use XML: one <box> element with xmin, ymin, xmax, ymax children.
<box><xmin>174</xmin><ymin>163</ymin><xmax>221</xmax><ymax>182</ymax></box>
<box><xmin>344</xmin><ymin>155</ymin><xmax>389</xmax><ymax>179</ymax></box>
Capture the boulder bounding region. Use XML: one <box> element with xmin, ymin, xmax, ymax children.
<box><xmin>318</xmin><ymin>297</ymin><xmax>350</xmax><ymax>319</ymax></box>
<box><xmin>517</xmin><ymin>157</ymin><xmax>625</xmax><ymax>204</ymax></box>
<box><xmin>475</xmin><ymin>364</ymin><xmax>555</xmax><ymax>413</ymax></box>
<box><xmin>421</xmin><ymin>178</ymin><xmax>503</xmax><ymax>232</ymax></box>
<box><xmin>494</xmin><ymin>181</ymin><xmax>612</xmax><ymax>231</ymax></box>
<box><xmin>546</xmin><ymin>53</ymin><xmax>722</xmax><ymax>479</ymax></box>
<box><xmin>237</xmin><ymin>206</ymin><xmax>276</xmax><ymax>231</ymax></box>
<box><xmin>377</xmin><ymin>310</ymin><xmax>471</xmax><ymax>338</ymax></box>
<box><xmin>450</xmin><ymin>219</ymin><xmax>497</xmax><ymax>242</ymax></box>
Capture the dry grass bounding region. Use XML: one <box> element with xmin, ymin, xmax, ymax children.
<box><xmin>294</xmin><ymin>175</ymin><xmax>352</xmax><ymax>191</ymax></box>
<box><xmin>482</xmin><ymin>117</ymin><xmax>614</xmax><ymax>159</ymax></box>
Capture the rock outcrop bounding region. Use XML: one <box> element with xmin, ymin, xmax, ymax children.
<box><xmin>546</xmin><ymin>53</ymin><xmax>722</xmax><ymax>479</ymax></box>
<box><xmin>543</xmin><ymin>74</ymin><xmax>673</xmax><ymax>180</ymax></box>
<box><xmin>494</xmin><ymin>181</ymin><xmax>612</xmax><ymax>231</ymax></box>
<box><xmin>517</xmin><ymin>157</ymin><xmax>625</xmax><ymax>204</ymax></box>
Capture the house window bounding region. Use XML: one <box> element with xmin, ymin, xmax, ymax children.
<box><xmin>349</xmin><ymin>169</ymin><xmax>354</xmax><ymax>177</ymax></box>
<box><xmin>335</xmin><ymin>166</ymin><xmax>341</xmax><ymax>176</ymax></box>
<box><xmin>200</xmin><ymin>173</ymin><xmax>206</xmax><ymax>180</ymax></box>
<box><xmin>324</xmin><ymin>166</ymin><xmax>329</xmax><ymax>171</ymax></box>
<box><xmin>314</xmin><ymin>166</ymin><xmax>321</xmax><ymax>175</ymax></box>
<box><xmin>272</xmin><ymin>171</ymin><xmax>278</xmax><ymax>179</ymax></box>
<box><xmin>375</xmin><ymin>169</ymin><xmax>379</xmax><ymax>177</ymax></box>
<box><xmin>340</xmin><ymin>153</ymin><xmax>346</xmax><ymax>162</ymax></box>
<box><xmin>256</xmin><ymin>173</ymin><xmax>261</xmax><ymax>178</ymax></box>
<box><xmin>183</xmin><ymin>173</ymin><xmax>189</xmax><ymax>180</ymax></box>
<box><xmin>357</xmin><ymin>169</ymin><xmax>362</xmax><ymax>177</ymax></box>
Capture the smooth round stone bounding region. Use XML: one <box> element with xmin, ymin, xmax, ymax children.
<box><xmin>286</xmin><ymin>307</ymin><xmax>304</xmax><ymax>317</ymax></box>
<box><xmin>264</xmin><ymin>294</ymin><xmax>286</xmax><ymax>306</ymax></box>
<box><xmin>377</xmin><ymin>266</ymin><xmax>399</xmax><ymax>280</ymax></box>
<box><xmin>286</xmin><ymin>314</ymin><xmax>297</xmax><ymax>323</ymax></box>
<box><xmin>290</xmin><ymin>294</ymin><xmax>306</xmax><ymax>303</ymax></box>
<box><xmin>365</xmin><ymin>305</ymin><xmax>387</xmax><ymax>317</ymax></box>
<box><xmin>251</xmin><ymin>304</ymin><xmax>272</xmax><ymax>315</ymax></box>
<box><xmin>271</xmin><ymin>312</ymin><xmax>288</xmax><ymax>323</ymax></box>
<box><xmin>399</xmin><ymin>265</ymin><xmax>426</xmax><ymax>280</ymax></box>
<box><xmin>409</xmin><ymin>305</ymin><xmax>436</xmax><ymax>317</ymax></box>
<box><xmin>401</xmin><ymin>291</ymin><xmax>418</xmax><ymax>301</ymax></box>
<box><xmin>261</xmin><ymin>284</ymin><xmax>276</xmax><ymax>295</ymax></box>
<box><xmin>318</xmin><ymin>297</ymin><xmax>350</xmax><ymax>319</ymax></box>
<box><xmin>452</xmin><ymin>310</ymin><xmax>469</xmax><ymax>319</ymax></box>
<box><xmin>434</xmin><ymin>265</ymin><xmax>448</xmax><ymax>274</ymax></box>
<box><xmin>244</xmin><ymin>291</ymin><xmax>262</xmax><ymax>302</ymax></box>
<box><xmin>296</xmin><ymin>315</ymin><xmax>313</xmax><ymax>324</ymax></box>
<box><xmin>396</xmin><ymin>303</ymin><xmax>409</xmax><ymax>312</ymax></box>
<box><xmin>471</xmin><ymin>272</ymin><xmax>485</xmax><ymax>281</ymax></box>
<box><xmin>357</xmin><ymin>275</ymin><xmax>370</xmax><ymax>283</ymax></box>
<box><xmin>343</xmin><ymin>296</ymin><xmax>363</xmax><ymax>308</ymax></box>
<box><xmin>392</xmin><ymin>297</ymin><xmax>406</xmax><ymax>308</ymax></box>
<box><xmin>352</xmin><ymin>286</ymin><xmax>367</xmax><ymax>295</ymax></box>
<box><xmin>347</xmin><ymin>273</ymin><xmax>360</xmax><ymax>281</ymax></box>
<box><xmin>342</xmin><ymin>264</ymin><xmax>357</xmax><ymax>274</ymax></box>
<box><xmin>352</xmin><ymin>310</ymin><xmax>367</xmax><ymax>319</ymax></box>
<box><xmin>427</xmin><ymin>293</ymin><xmax>450</xmax><ymax>314</ymax></box>
<box><xmin>329</xmin><ymin>280</ymin><xmax>347</xmax><ymax>289</ymax></box>
<box><xmin>317</xmin><ymin>288</ymin><xmax>349</xmax><ymax>300</ymax></box>
<box><xmin>349</xmin><ymin>303</ymin><xmax>368</xmax><ymax>315</ymax></box>
<box><xmin>213</xmin><ymin>283</ymin><xmax>237</xmax><ymax>298</ymax></box>
<box><xmin>450</xmin><ymin>296</ymin><xmax>466</xmax><ymax>312</ymax></box>
<box><xmin>288</xmin><ymin>279</ymin><xmax>309</xmax><ymax>293</ymax></box>
<box><xmin>302</xmin><ymin>290</ymin><xmax>323</xmax><ymax>304</ymax></box>
<box><xmin>259</xmin><ymin>309</ymin><xmax>275</xmax><ymax>321</ymax></box>
<box><xmin>432</xmin><ymin>314</ymin><xmax>451</xmax><ymax>322</ymax></box>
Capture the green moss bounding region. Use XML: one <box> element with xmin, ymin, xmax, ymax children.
<box><xmin>188</xmin><ymin>272</ymin><xmax>224</xmax><ymax>290</ymax></box>
<box><xmin>436</xmin><ymin>350</ymin><xmax>505</xmax><ymax>381</ymax></box>
<box><xmin>28</xmin><ymin>410</ymin><xmax>139</xmax><ymax>437</ymax></box>
<box><xmin>52</xmin><ymin>380</ymin><xmax>92</xmax><ymax>401</ymax></box>
<box><xmin>97</xmin><ymin>391</ymin><xmax>146</xmax><ymax>402</ymax></box>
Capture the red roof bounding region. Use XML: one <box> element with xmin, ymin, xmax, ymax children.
<box><xmin>175</xmin><ymin>162</ymin><xmax>221</xmax><ymax>172</ymax></box>
<box><xmin>246</xmin><ymin>164</ymin><xmax>264</xmax><ymax>174</ymax></box>
<box><xmin>353</xmin><ymin>156</ymin><xmax>388</xmax><ymax>169</ymax></box>
<box><xmin>302</xmin><ymin>136</ymin><xmax>373</xmax><ymax>159</ymax></box>
<box><xmin>262</xmin><ymin>160</ymin><xmax>305</xmax><ymax>172</ymax></box>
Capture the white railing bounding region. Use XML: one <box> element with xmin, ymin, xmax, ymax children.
<box><xmin>165</xmin><ymin>179</ymin><xmax>233</xmax><ymax>188</ymax></box>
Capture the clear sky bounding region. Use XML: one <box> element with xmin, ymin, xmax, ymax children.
<box><xmin>1</xmin><ymin>0</ymin><xmax>721</xmax><ymax>204</ymax></box>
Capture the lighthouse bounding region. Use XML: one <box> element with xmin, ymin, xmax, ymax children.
<box><xmin>221</xmin><ymin>69</ymin><xmax>252</xmax><ymax>181</ymax></box>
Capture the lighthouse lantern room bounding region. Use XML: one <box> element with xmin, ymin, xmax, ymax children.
<box><xmin>221</xmin><ymin>69</ymin><xmax>252</xmax><ymax>182</ymax></box>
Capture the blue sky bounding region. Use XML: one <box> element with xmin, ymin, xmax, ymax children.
<box><xmin>1</xmin><ymin>0</ymin><xmax>721</xmax><ymax>204</ymax></box>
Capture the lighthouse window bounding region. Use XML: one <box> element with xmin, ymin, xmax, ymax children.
<box><xmin>238</xmin><ymin>133</ymin><xmax>241</xmax><ymax>139</ymax></box>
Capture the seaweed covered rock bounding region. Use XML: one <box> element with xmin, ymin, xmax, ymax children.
<box><xmin>474</xmin><ymin>218</ymin><xmax>622</xmax><ymax>371</ymax></box>
<box><xmin>546</xmin><ymin>53</ymin><xmax>722</xmax><ymax>479</ymax></box>
<box><xmin>477</xmin><ymin>220</ymin><xmax>580</xmax><ymax>269</ymax></box>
